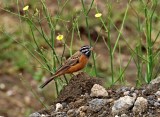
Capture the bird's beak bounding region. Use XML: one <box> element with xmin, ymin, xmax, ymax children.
<box><xmin>90</xmin><ymin>47</ymin><xmax>94</xmax><ymax>51</ymax></box>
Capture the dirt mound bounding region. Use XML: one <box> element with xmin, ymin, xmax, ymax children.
<box><xmin>30</xmin><ymin>73</ymin><xmax>160</xmax><ymax>117</ymax></box>
<box><xmin>56</xmin><ymin>72</ymin><xmax>102</xmax><ymax>103</ymax></box>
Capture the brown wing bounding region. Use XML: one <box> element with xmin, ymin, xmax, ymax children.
<box><xmin>55</xmin><ymin>51</ymin><xmax>82</xmax><ymax>75</ymax></box>
<box><xmin>40</xmin><ymin>52</ymin><xmax>82</xmax><ymax>88</ymax></box>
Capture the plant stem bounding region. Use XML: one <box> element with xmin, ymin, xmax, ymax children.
<box><xmin>81</xmin><ymin>0</ymin><xmax>97</xmax><ymax>76</ymax></box>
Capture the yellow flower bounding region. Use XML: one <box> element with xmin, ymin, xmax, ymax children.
<box><xmin>95</xmin><ymin>13</ymin><xmax>102</xmax><ymax>18</ymax></box>
<box><xmin>56</xmin><ymin>34</ymin><xmax>63</xmax><ymax>41</ymax></box>
<box><xmin>23</xmin><ymin>5</ymin><xmax>29</xmax><ymax>11</ymax></box>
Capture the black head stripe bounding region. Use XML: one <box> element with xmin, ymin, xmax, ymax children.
<box><xmin>85</xmin><ymin>50</ymin><xmax>90</xmax><ymax>55</ymax></box>
<box><xmin>79</xmin><ymin>45</ymin><xmax>91</xmax><ymax>58</ymax></box>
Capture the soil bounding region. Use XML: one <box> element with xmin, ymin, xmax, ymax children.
<box><xmin>34</xmin><ymin>73</ymin><xmax>160</xmax><ymax>117</ymax></box>
<box><xmin>56</xmin><ymin>72</ymin><xmax>102</xmax><ymax>103</ymax></box>
<box><xmin>0</xmin><ymin>73</ymin><xmax>43</xmax><ymax>117</ymax></box>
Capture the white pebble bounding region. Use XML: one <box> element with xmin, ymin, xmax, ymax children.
<box><xmin>90</xmin><ymin>84</ymin><xmax>108</xmax><ymax>97</ymax></box>
<box><xmin>55</xmin><ymin>103</ymin><xmax>63</xmax><ymax>111</ymax></box>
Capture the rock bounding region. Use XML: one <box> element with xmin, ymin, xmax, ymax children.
<box><xmin>112</xmin><ymin>96</ymin><xmax>136</xmax><ymax>115</ymax></box>
<box><xmin>147</xmin><ymin>95</ymin><xmax>156</xmax><ymax>105</ymax></box>
<box><xmin>116</xmin><ymin>87</ymin><xmax>130</xmax><ymax>93</ymax></box>
<box><xmin>123</xmin><ymin>91</ymin><xmax>130</xmax><ymax>96</ymax></box>
<box><xmin>90</xmin><ymin>84</ymin><xmax>108</xmax><ymax>97</ymax></box>
<box><xmin>134</xmin><ymin>90</ymin><xmax>139</xmax><ymax>94</ymax></box>
<box><xmin>55</xmin><ymin>103</ymin><xmax>63</xmax><ymax>111</ymax></box>
<box><xmin>89</xmin><ymin>98</ymin><xmax>107</xmax><ymax>112</ymax></box>
<box><xmin>106</xmin><ymin>98</ymin><xmax>114</xmax><ymax>103</ymax></box>
<box><xmin>79</xmin><ymin>111</ymin><xmax>86</xmax><ymax>117</ymax></box>
<box><xmin>41</xmin><ymin>114</ymin><xmax>48</xmax><ymax>117</ymax></box>
<box><xmin>142</xmin><ymin>76</ymin><xmax>160</xmax><ymax>96</ymax></box>
<box><xmin>69</xmin><ymin>98</ymin><xmax>85</xmax><ymax>109</ymax></box>
<box><xmin>61</xmin><ymin>102</ymin><xmax>67</xmax><ymax>108</ymax></box>
<box><xmin>78</xmin><ymin>106</ymin><xmax>88</xmax><ymax>112</ymax></box>
<box><xmin>78</xmin><ymin>106</ymin><xmax>88</xmax><ymax>117</ymax></box>
<box><xmin>67</xmin><ymin>109</ymin><xmax>79</xmax><ymax>117</ymax></box>
<box><xmin>147</xmin><ymin>95</ymin><xmax>155</xmax><ymax>100</ymax></box>
<box><xmin>131</xmin><ymin>87</ymin><xmax>135</xmax><ymax>92</ymax></box>
<box><xmin>29</xmin><ymin>113</ymin><xmax>49</xmax><ymax>117</ymax></box>
<box><xmin>132</xmin><ymin>93</ymin><xmax>137</xmax><ymax>98</ymax></box>
<box><xmin>29</xmin><ymin>112</ymin><xmax>42</xmax><ymax>117</ymax></box>
<box><xmin>0</xmin><ymin>83</ymin><xmax>5</xmax><ymax>90</ymax></box>
<box><xmin>150</xmin><ymin>76</ymin><xmax>160</xmax><ymax>85</ymax></box>
<box><xmin>132</xmin><ymin>97</ymin><xmax>148</xmax><ymax>114</ymax></box>
<box><xmin>154</xmin><ymin>102</ymin><xmax>160</xmax><ymax>107</ymax></box>
<box><xmin>155</xmin><ymin>91</ymin><xmax>160</xmax><ymax>97</ymax></box>
<box><xmin>121</xmin><ymin>114</ymin><xmax>128</xmax><ymax>117</ymax></box>
<box><xmin>52</xmin><ymin>112</ymin><xmax>67</xmax><ymax>117</ymax></box>
<box><xmin>147</xmin><ymin>76</ymin><xmax>160</xmax><ymax>90</ymax></box>
<box><xmin>84</xmin><ymin>93</ymin><xmax>90</xmax><ymax>98</ymax></box>
<box><xmin>98</xmin><ymin>111</ymin><xmax>107</xmax><ymax>117</ymax></box>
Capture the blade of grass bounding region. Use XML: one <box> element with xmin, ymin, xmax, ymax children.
<box><xmin>112</xmin><ymin>0</ymin><xmax>131</xmax><ymax>55</ymax></box>
<box><xmin>19</xmin><ymin>73</ymin><xmax>48</xmax><ymax>109</ymax></box>
<box><xmin>114</xmin><ymin>54</ymin><xmax>133</xmax><ymax>84</ymax></box>
<box><xmin>81</xmin><ymin>0</ymin><xmax>97</xmax><ymax>76</ymax></box>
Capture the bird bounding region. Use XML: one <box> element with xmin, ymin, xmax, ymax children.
<box><xmin>40</xmin><ymin>45</ymin><xmax>93</xmax><ymax>88</ymax></box>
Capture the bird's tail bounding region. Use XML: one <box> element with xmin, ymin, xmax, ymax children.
<box><xmin>40</xmin><ymin>75</ymin><xmax>57</xmax><ymax>88</ymax></box>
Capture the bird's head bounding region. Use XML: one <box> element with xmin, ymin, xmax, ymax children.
<box><xmin>79</xmin><ymin>45</ymin><xmax>93</xmax><ymax>58</ymax></box>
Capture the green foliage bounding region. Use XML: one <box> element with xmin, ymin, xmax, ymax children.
<box><xmin>33</xmin><ymin>69</ymin><xmax>44</xmax><ymax>81</ymax></box>
<box><xmin>0</xmin><ymin>34</ymin><xmax>32</xmax><ymax>72</ymax></box>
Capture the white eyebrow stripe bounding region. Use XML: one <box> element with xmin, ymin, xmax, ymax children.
<box><xmin>85</xmin><ymin>51</ymin><xmax>90</xmax><ymax>55</ymax></box>
<box><xmin>81</xmin><ymin>49</ymin><xmax>88</xmax><ymax>53</ymax></box>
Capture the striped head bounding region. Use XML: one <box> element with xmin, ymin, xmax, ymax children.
<box><xmin>79</xmin><ymin>45</ymin><xmax>93</xmax><ymax>58</ymax></box>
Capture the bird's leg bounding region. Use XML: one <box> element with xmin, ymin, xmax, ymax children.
<box><xmin>79</xmin><ymin>71</ymin><xmax>83</xmax><ymax>75</ymax></box>
<box><xmin>79</xmin><ymin>71</ymin><xmax>84</xmax><ymax>77</ymax></box>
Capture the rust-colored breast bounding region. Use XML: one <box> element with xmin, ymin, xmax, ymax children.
<box><xmin>66</xmin><ymin>54</ymin><xmax>89</xmax><ymax>73</ymax></box>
